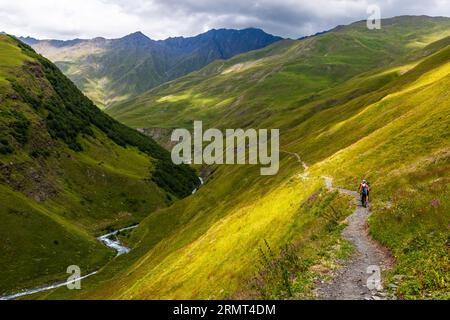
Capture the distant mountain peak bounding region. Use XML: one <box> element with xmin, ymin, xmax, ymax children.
<box><xmin>17</xmin><ymin>36</ymin><xmax>40</xmax><ymax>45</ymax></box>
<box><xmin>130</xmin><ymin>31</ymin><xmax>147</xmax><ymax>37</ymax></box>
<box><xmin>204</xmin><ymin>27</ymin><xmax>281</xmax><ymax>37</ymax></box>
<box><xmin>123</xmin><ymin>31</ymin><xmax>151</xmax><ymax>40</ymax></box>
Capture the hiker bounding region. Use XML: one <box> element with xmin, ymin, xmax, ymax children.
<box><xmin>359</xmin><ymin>179</ymin><xmax>370</xmax><ymax>208</ymax></box>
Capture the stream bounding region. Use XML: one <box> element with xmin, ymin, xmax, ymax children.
<box><xmin>0</xmin><ymin>225</ymin><xmax>138</xmax><ymax>300</ymax></box>
<box><xmin>97</xmin><ymin>225</ymin><xmax>138</xmax><ymax>256</ymax></box>
<box><xmin>192</xmin><ymin>177</ymin><xmax>204</xmax><ymax>194</ymax></box>
<box><xmin>0</xmin><ymin>176</ymin><xmax>204</xmax><ymax>300</ymax></box>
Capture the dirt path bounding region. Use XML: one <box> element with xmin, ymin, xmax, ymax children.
<box><xmin>315</xmin><ymin>176</ymin><xmax>394</xmax><ymax>300</ymax></box>
<box><xmin>283</xmin><ymin>151</ymin><xmax>394</xmax><ymax>300</ymax></box>
<box><xmin>281</xmin><ymin>150</ymin><xmax>309</xmax><ymax>171</ymax></box>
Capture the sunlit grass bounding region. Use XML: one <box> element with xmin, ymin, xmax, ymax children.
<box><xmin>5</xmin><ymin>17</ymin><xmax>450</xmax><ymax>300</ymax></box>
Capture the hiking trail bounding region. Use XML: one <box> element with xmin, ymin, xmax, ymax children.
<box><xmin>316</xmin><ymin>176</ymin><xmax>394</xmax><ymax>300</ymax></box>
<box><xmin>284</xmin><ymin>151</ymin><xmax>394</xmax><ymax>300</ymax></box>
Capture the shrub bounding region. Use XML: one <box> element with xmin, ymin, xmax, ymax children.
<box><xmin>0</xmin><ymin>145</ymin><xmax>14</xmax><ymax>155</ymax></box>
<box><xmin>7</xmin><ymin>110</ymin><xmax>30</xmax><ymax>145</ymax></box>
<box><xmin>246</xmin><ymin>240</ymin><xmax>310</xmax><ymax>300</ymax></box>
<box><xmin>30</xmin><ymin>149</ymin><xmax>51</xmax><ymax>158</ymax></box>
<box><xmin>0</xmin><ymin>138</ymin><xmax>13</xmax><ymax>155</ymax></box>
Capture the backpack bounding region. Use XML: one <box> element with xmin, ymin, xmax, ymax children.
<box><xmin>361</xmin><ymin>183</ymin><xmax>368</xmax><ymax>195</ymax></box>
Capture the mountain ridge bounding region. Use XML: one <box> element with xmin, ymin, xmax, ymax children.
<box><xmin>19</xmin><ymin>28</ymin><xmax>283</xmax><ymax>108</ymax></box>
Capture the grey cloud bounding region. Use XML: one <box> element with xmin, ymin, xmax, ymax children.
<box><xmin>108</xmin><ymin>0</ymin><xmax>450</xmax><ymax>39</ymax></box>
<box><xmin>0</xmin><ymin>0</ymin><xmax>448</xmax><ymax>40</ymax></box>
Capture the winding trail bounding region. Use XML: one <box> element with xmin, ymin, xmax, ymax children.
<box><xmin>281</xmin><ymin>150</ymin><xmax>309</xmax><ymax>171</ymax></box>
<box><xmin>283</xmin><ymin>151</ymin><xmax>393</xmax><ymax>300</ymax></box>
<box><xmin>316</xmin><ymin>177</ymin><xmax>394</xmax><ymax>300</ymax></box>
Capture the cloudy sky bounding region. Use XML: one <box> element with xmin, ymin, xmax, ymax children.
<box><xmin>0</xmin><ymin>0</ymin><xmax>449</xmax><ymax>40</ymax></box>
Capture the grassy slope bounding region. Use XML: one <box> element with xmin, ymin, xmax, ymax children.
<box><xmin>34</xmin><ymin>153</ymin><xmax>355</xmax><ymax>300</ymax></box>
<box><xmin>0</xmin><ymin>35</ymin><xmax>198</xmax><ymax>295</ymax></box>
<box><xmin>34</xmin><ymin>16</ymin><xmax>450</xmax><ymax>299</ymax></box>
<box><xmin>312</xmin><ymin>49</ymin><xmax>450</xmax><ymax>298</ymax></box>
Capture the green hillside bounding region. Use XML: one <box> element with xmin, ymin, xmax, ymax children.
<box><xmin>0</xmin><ymin>35</ymin><xmax>199</xmax><ymax>296</ymax></box>
<box><xmin>28</xmin><ymin>16</ymin><xmax>449</xmax><ymax>300</ymax></box>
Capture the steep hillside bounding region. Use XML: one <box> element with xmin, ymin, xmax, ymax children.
<box><xmin>22</xmin><ymin>29</ymin><xmax>282</xmax><ymax>108</ymax></box>
<box><xmin>0</xmin><ymin>35</ymin><xmax>199</xmax><ymax>296</ymax></box>
<box><xmin>34</xmin><ymin>16</ymin><xmax>449</xmax><ymax>300</ymax></box>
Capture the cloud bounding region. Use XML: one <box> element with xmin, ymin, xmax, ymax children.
<box><xmin>0</xmin><ymin>0</ymin><xmax>449</xmax><ymax>40</ymax></box>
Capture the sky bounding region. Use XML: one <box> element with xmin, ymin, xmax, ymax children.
<box><xmin>0</xmin><ymin>0</ymin><xmax>449</xmax><ymax>40</ymax></box>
